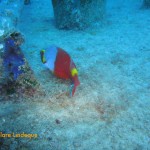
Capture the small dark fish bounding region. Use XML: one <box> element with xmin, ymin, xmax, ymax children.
<box><xmin>55</xmin><ymin>119</ymin><xmax>61</xmax><ymax>124</ymax></box>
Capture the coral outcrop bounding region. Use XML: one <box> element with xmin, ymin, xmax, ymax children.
<box><xmin>0</xmin><ymin>0</ymin><xmax>24</xmax><ymax>37</ymax></box>
<box><xmin>52</xmin><ymin>0</ymin><xmax>106</xmax><ymax>30</ymax></box>
<box><xmin>143</xmin><ymin>0</ymin><xmax>150</xmax><ymax>8</ymax></box>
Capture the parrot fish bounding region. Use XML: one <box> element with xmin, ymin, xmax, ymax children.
<box><xmin>40</xmin><ymin>45</ymin><xmax>80</xmax><ymax>97</ymax></box>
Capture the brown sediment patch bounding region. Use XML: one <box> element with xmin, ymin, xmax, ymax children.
<box><xmin>40</xmin><ymin>98</ymin><xmax>122</xmax><ymax>123</ymax></box>
<box><xmin>72</xmin><ymin>101</ymin><xmax>118</xmax><ymax>123</ymax></box>
<box><xmin>94</xmin><ymin>102</ymin><xmax>118</xmax><ymax>123</ymax></box>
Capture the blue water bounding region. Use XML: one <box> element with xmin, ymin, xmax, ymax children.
<box><xmin>0</xmin><ymin>0</ymin><xmax>150</xmax><ymax>149</ymax></box>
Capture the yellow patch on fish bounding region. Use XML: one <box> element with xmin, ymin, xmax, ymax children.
<box><xmin>71</xmin><ymin>68</ymin><xmax>78</xmax><ymax>77</ymax></box>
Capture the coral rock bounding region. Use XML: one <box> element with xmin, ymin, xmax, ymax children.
<box><xmin>52</xmin><ymin>0</ymin><xmax>106</xmax><ymax>30</ymax></box>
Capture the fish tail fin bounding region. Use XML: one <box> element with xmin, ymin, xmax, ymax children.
<box><xmin>70</xmin><ymin>75</ymin><xmax>80</xmax><ymax>97</ymax></box>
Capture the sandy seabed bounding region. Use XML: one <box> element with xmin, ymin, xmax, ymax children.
<box><xmin>0</xmin><ymin>0</ymin><xmax>150</xmax><ymax>149</ymax></box>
